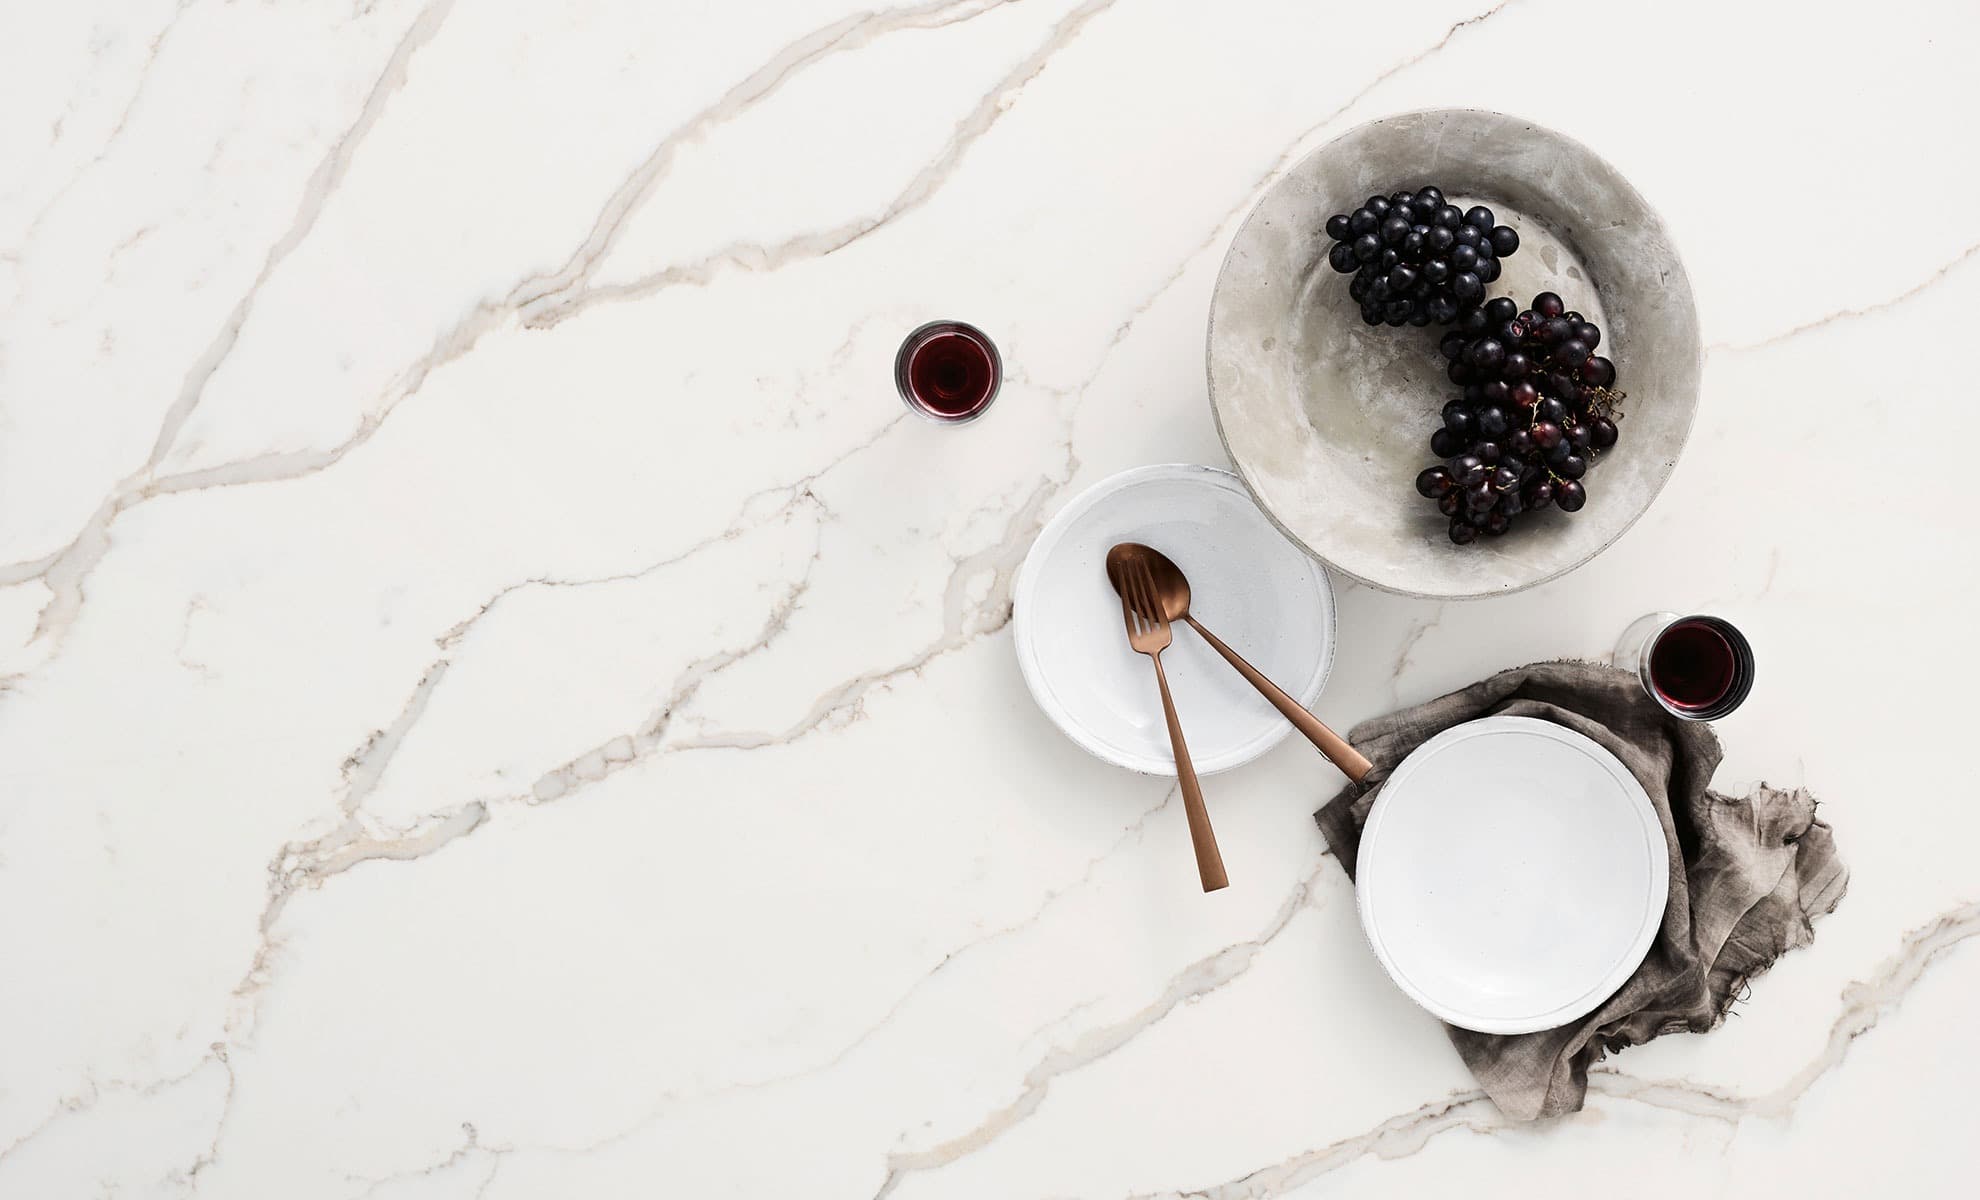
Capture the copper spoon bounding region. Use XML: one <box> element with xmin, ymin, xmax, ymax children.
<box><xmin>1107</xmin><ymin>543</ymin><xmax>1372</xmax><ymax>783</ymax></box>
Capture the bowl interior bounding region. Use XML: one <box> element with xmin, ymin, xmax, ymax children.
<box><xmin>1208</xmin><ymin>110</ymin><xmax>1701</xmax><ymax>598</ymax></box>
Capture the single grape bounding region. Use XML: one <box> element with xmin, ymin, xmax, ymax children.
<box><xmin>1535</xmin><ymin>396</ymin><xmax>1568</xmax><ymax>425</ymax></box>
<box><xmin>1454</xmin><ymin>223</ymin><xmax>1482</xmax><ymax>247</ymax></box>
<box><xmin>1329</xmin><ymin>243</ymin><xmax>1358</xmax><ymax>273</ymax></box>
<box><xmin>1326</xmin><ymin>214</ymin><xmax>1352</xmax><ymax>241</ymax></box>
<box><xmin>1417</xmin><ymin>185</ymin><xmax>1444</xmax><ymax>206</ymax></box>
<box><xmin>1452</xmin><ymin>272</ymin><xmax>1483</xmax><ymax>302</ymax></box>
<box><xmin>1482</xmin><ymin>380</ymin><xmax>1510</xmax><ymax>404</ymax></box>
<box><xmin>1544</xmin><ymin>439</ymin><xmax>1572</xmax><ymax>465</ymax></box>
<box><xmin>1464</xmin><ymin>205</ymin><xmax>1495</xmax><ymax>229</ymax></box>
<box><xmin>1555</xmin><ymin>479</ymin><xmax>1587</xmax><ymax>512</ymax></box>
<box><xmin>1563</xmin><ymin>311</ymin><xmax>1583</xmax><ymax>324</ymax></box>
<box><xmin>1360</xmin><ymin>307</ymin><xmax>1383</xmax><ymax>326</ymax></box>
<box><xmin>1557</xmin><ymin>338</ymin><xmax>1591</xmax><ymax>366</ymax></box>
<box><xmin>1367</xmin><ymin>276</ymin><xmax>1389</xmax><ymax>301</ymax></box>
<box><xmin>1557</xmin><ymin>453</ymin><xmax>1588</xmax><ymax>479</ymax></box>
<box><xmin>1436</xmin><ymin>204</ymin><xmax>1463</xmax><ymax>228</ymax></box>
<box><xmin>1450</xmin><ymin>454</ymin><xmax>1486</xmax><ymax>485</ymax></box>
<box><xmin>1449</xmin><ymin>518</ymin><xmax>1477</xmax><ymax>545</ymax></box>
<box><xmin>1490</xmin><ymin>226</ymin><xmax>1519</xmax><ymax>256</ymax></box>
<box><xmin>1507</xmin><ymin>427</ymin><xmax>1536</xmax><ymax>456</ymax></box>
<box><xmin>1545</xmin><ymin>372</ymin><xmax>1577</xmax><ymax>400</ymax></box>
<box><xmin>1438</xmin><ymin>490</ymin><xmax>1464</xmax><ymax>517</ymax></box>
<box><xmin>1492</xmin><ymin>464</ymin><xmax>1521</xmax><ymax>490</ymax></box>
<box><xmin>1467</xmin><ymin>340</ymin><xmax>1504</xmax><ymax>374</ymax></box>
<box><xmin>1587</xmin><ymin>417</ymin><xmax>1619</xmax><ymax>449</ymax></box>
<box><xmin>1481</xmin><ymin>510</ymin><xmax>1511</xmax><ymax>536</ymax></box>
<box><xmin>1402</xmin><ymin>232</ymin><xmax>1426</xmax><ymax>262</ymax></box>
<box><xmin>1480</xmin><ymin>258</ymin><xmax>1502</xmax><ymax>283</ymax></box>
<box><xmin>1464</xmin><ymin>481</ymin><xmax>1497</xmax><ymax>512</ymax></box>
<box><xmin>1533</xmin><ymin>292</ymin><xmax>1565</xmax><ymax>318</ymax></box>
<box><xmin>1475</xmin><ymin>440</ymin><xmax>1502</xmax><ymax>465</ymax></box>
<box><xmin>1429</xmin><ymin>296</ymin><xmax>1458</xmax><ymax>323</ymax></box>
<box><xmin>1381</xmin><ymin>215</ymin><xmax>1410</xmax><ymax>245</ymax></box>
<box><xmin>1416</xmin><ymin>466</ymin><xmax>1455</xmax><ymax>497</ymax></box>
<box><xmin>1573</xmin><ymin>321</ymin><xmax>1601</xmax><ymax>349</ymax></box>
<box><xmin>1502</xmin><ymin>351</ymin><xmax>1531</xmax><ymax>379</ymax></box>
<box><xmin>1393</xmin><ymin>201</ymin><xmax>1419</xmax><ymax>225</ymax></box>
<box><xmin>1483</xmin><ymin>297</ymin><xmax>1517</xmax><ymax>325</ymax></box>
<box><xmin>1447</xmin><ymin>358</ymin><xmax>1471</xmax><ymax>385</ymax></box>
<box><xmin>1478</xmin><ymin>405</ymin><xmax>1510</xmax><ymax>437</ymax></box>
<box><xmin>1450</xmin><ymin>244</ymin><xmax>1479</xmax><ymax>273</ymax></box>
<box><xmin>1389</xmin><ymin>265</ymin><xmax>1419</xmax><ymax>292</ymax></box>
<box><xmin>1353</xmin><ymin>234</ymin><xmax>1380</xmax><ymax>262</ymax></box>
<box><xmin>1366</xmin><ymin>196</ymin><xmax>1391</xmax><ymax>216</ymax></box>
<box><xmin>1380</xmin><ymin>248</ymin><xmax>1400</xmax><ymax>269</ymax></box>
<box><xmin>1426</xmin><ymin>225</ymin><xmax>1455</xmax><ymax>253</ymax></box>
<box><xmin>1443</xmin><ymin>406</ymin><xmax>1476</xmax><ymax>438</ymax></box>
<box><xmin>1509</xmin><ymin>380</ymin><xmax>1539</xmax><ymax>408</ymax></box>
<box><xmin>1531</xmin><ymin>421</ymin><xmax>1564</xmax><ymax>450</ymax></box>
<box><xmin>1438</xmin><ymin>333</ymin><xmax>1467</xmax><ymax>363</ymax></box>
<box><xmin>1580</xmin><ymin>356</ymin><xmax>1616</xmax><ymax>387</ymax></box>
<box><xmin>1567</xmin><ymin>421</ymin><xmax>1591</xmax><ymax>449</ymax></box>
<box><xmin>1423</xmin><ymin>258</ymin><xmax>1451</xmax><ymax>284</ymax></box>
<box><xmin>1429</xmin><ymin>426</ymin><xmax>1465</xmax><ymax>457</ymax></box>
<box><xmin>1459</xmin><ymin>308</ymin><xmax>1490</xmax><ymax>336</ymax></box>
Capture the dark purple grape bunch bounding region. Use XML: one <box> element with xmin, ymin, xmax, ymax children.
<box><xmin>1412</xmin><ymin>291</ymin><xmax>1624</xmax><ymax>544</ymax></box>
<box><xmin>1324</xmin><ymin>186</ymin><xmax>1522</xmax><ymax>327</ymax></box>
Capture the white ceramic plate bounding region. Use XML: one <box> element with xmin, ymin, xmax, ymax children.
<box><xmin>1355</xmin><ymin>716</ymin><xmax>1669</xmax><ymax>1034</ymax></box>
<box><xmin>1013</xmin><ymin>464</ymin><xmax>1335</xmax><ymax>776</ymax></box>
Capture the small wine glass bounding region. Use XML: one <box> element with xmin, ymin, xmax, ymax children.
<box><xmin>1613</xmin><ymin>612</ymin><xmax>1755</xmax><ymax>721</ymax></box>
<box><xmin>894</xmin><ymin>320</ymin><xmax>1001</xmax><ymax>424</ymax></box>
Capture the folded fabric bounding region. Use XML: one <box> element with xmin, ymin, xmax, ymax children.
<box><xmin>1315</xmin><ymin>660</ymin><xmax>1848</xmax><ymax>1120</ymax></box>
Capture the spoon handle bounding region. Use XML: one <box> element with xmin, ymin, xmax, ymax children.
<box><xmin>1150</xmin><ymin>651</ymin><xmax>1228</xmax><ymax>892</ymax></box>
<box><xmin>1183</xmin><ymin>616</ymin><xmax>1373</xmax><ymax>783</ymax></box>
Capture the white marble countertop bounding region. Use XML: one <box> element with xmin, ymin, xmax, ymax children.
<box><xmin>3</xmin><ymin>1</ymin><xmax>1977</xmax><ymax>1196</ymax></box>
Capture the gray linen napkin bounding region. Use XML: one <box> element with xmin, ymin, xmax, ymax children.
<box><xmin>1316</xmin><ymin>660</ymin><xmax>1848</xmax><ymax>1120</ymax></box>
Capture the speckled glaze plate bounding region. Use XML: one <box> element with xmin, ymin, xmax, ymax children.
<box><xmin>1356</xmin><ymin>716</ymin><xmax>1669</xmax><ymax>1034</ymax></box>
<box><xmin>1207</xmin><ymin>109</ymin><xmax>1702</xmax><ymax>598</ymax></box>
<box><xmin>1013</xmin><ymin>464</ymin><xmax>1335</xmax><ymax>776</ymax></box>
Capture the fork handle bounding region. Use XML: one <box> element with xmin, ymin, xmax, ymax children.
<box><xmin>1183</xmin><ymin>615</ymin><xmax>1373</xmax><ymax>783</ymax></box>
<box><xmin>1150</xmin><ymin>651</ymin><xmax>1228</xmax><ymax>893</ymax></box>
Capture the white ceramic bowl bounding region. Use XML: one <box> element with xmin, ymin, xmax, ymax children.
<box><xmin>1355</xmin><ymin>716</ymin><xmax>1669</xmax><ymax>1034</ymax></box>
<box><xmin>1013</xmin><ymin>464</ymin><xmax>1335</xmax><ymax>775</ymax></box>
<box><xmin>1208</xmin><ymin>109</ymin><xmax>1702</xmax><ymax>599</ymax></box>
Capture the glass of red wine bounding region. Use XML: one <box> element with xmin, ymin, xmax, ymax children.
<box><xmin>1613</xmin><ymin>612</ymin><xmax>1755</xmax><ymax>721</ymax></box>
<box><xmin>895</xmin><ymin>320</ymin><xmax>1001</xmax><ymax>424</ymax></box>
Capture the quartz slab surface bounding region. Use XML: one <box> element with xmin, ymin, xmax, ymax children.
<box><xmin>1</xmin><ymin>1</ymin><xmax>1976</xmax><ymax>1196</ymax></box>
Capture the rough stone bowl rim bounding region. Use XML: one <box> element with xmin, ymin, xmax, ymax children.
<box><xmin>1205</xmin><ymin>107</ymin><xmax>1703</xmax><ymax>600</ymax></box>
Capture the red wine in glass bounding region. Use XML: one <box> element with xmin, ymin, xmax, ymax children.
<box><xmin>896</xmin><ymin>321</ymin><xmax>1001</xmax><ymax>423</ymax></box>
<box><xmin>1615</xmin><ymin>613</ymin><xmax>1754</xmax><ymax>721</ymax></box>
<box><xmin>1650</xmin><ymin>620</ymin><xmax>1737</xmax><ymax>710</ymax></box>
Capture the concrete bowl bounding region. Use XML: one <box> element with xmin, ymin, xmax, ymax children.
<box><xmin>1208</xmin><ymin>109</ymin><xmax>1701</xmax><ymax>599</ymax></box>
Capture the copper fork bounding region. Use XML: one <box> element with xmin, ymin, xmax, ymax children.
<box><xmin>1118</xmin><ymin>555</ymin><xmax>1229</xmax><ymax>892</ymax></box>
